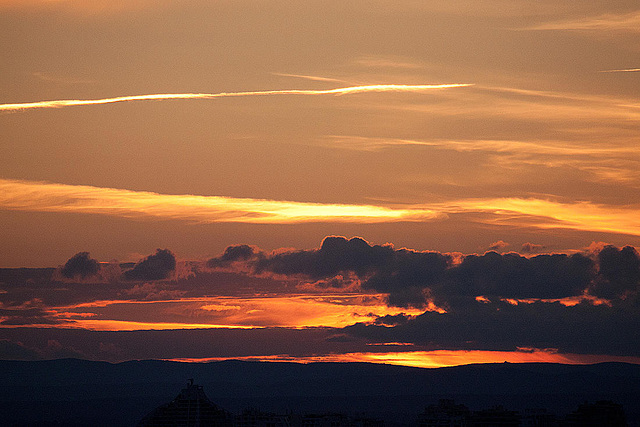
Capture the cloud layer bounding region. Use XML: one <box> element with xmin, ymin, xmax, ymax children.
<box><xmin>1</xmin><ymin>237</ymin><xmax>640</xmax><ymax>362</ymax></box>
<box><xmin>0</xmin><ymin>179</ymin><xmax>440</xmax><ymax>224</ymax></box>
<box><xmin>2</xmin><ymin>179</ymin><xmax>640</xmax><ymax>236</ymax></box>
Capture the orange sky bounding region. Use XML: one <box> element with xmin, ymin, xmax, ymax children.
<box><xmin>1</xmin><ymin>0</ymin><xmax>639</xmax><ymax>367</ymax></box>
<box><xmin>1</xmin><ymin>0</ymin><xmax>639</xmax><ymax>267</ymax></box>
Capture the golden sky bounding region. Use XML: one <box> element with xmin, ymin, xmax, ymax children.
<box><xmin>1</xmin><ymin>0</ymin><xmax>639</xmax><ymax>367</ymax></box>
<box><xmin>1</xmin><ymin>0</ymin><xmax>639</xmax><ymax>266</ymax></box>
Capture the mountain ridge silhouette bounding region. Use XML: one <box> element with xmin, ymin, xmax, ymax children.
<box><xmin>1</xmin><ymin>359</ymin><xmax>638</xmax><ymax>426</ymax></box>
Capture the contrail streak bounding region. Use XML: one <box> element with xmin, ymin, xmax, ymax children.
<box><xmin>0</xmin><ymin>84</ymin><xmax>472</xmax><ymax>112</ymax></box>
<box><xmin>599</xmin><ymin>68</ymin><xmax>640</xmax><ymax>73</ymax></box>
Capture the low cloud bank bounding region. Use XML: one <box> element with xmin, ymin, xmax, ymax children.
<box><xmin>1</xmin><ymin>237</ymin><xmax>639</xmax><ymax>358</ymax></box>
<box><xmin>123</xmin><ymin>249</ymin><xmax>176</xmax><ymax>281</ymax></box>
<box><xmin>208</xmin><ymin>236</ymin><xmax>640</xmax><ymax>309</ymax></box>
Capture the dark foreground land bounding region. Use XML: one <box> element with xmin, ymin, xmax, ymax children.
<box><xmin>0</xmin><ymin>359</ymin><xmax>638</xmax><ymax>426</ymax></box>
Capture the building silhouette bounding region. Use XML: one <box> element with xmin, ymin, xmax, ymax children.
<box><xmin>137</xmin><ymin>379</ymin><xmax>233</xmax><ymax>427</ymax></box>
<box><xmin>139</xmin><ymin>381</ymin><xmax>384</xmax><ymax>427</ymax></box>
<box><xmin>138</xmin><ymin>382</ymin><xmax>628</xmax><ymax>427</ymax></box>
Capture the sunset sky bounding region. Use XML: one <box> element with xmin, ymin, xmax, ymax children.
<box><xmin>1</xmin><ymin>0</ymin><xmax>640</xmax><ymax>368</ymax></box>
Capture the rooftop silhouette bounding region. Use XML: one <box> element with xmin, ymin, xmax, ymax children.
<box><xmin>137</xmin><ymin>379</ymin><xmax>233</xmax><ymax>427</ymax></box>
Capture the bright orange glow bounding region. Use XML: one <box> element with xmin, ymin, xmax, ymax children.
<box><xmin>0</xmin><ymin>320</ymin><xmax>254</xmax><ymax>331</ymax></box>
<box><xmin>19</xmin><ymin>294</ymin><xmax>426</xmax><ymax>331</ymax></box>
<box><xmin>0</xmin><ymin>179</ymin><xmax>442</xmax><ymax>224</ymax></box>
<box><xmin>165</xmin><ymin>350</ymin><xmax>640</xmax><ymax>368</ymax></box>
<box><xmin>3</xmin><ymin>179</ymin><xmax>640</xmax><ymax>234</ymax></box>
<box><xmin>441</xmin><ymin>198</ymin><xmax>640</xmax><ymax>237</ymax></box>
<box><xmin>0</xmin><ymin>84</ymin><xmax>472</xmax><ymax>112</ymax></box>
<box><xmin>192</xmin><ymin>294</ymin><xmax>425</xmax><ymax>328</ymax></box>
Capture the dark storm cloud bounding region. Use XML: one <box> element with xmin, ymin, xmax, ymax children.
<box><xmin>209</xmin><ymin>237</ymin><xmax>638</xmax><ymax>308</ymax></box>
<box><xmin>247</xmin><ymin>236</ymin><xmax>451</xmax><ymax>307</ymax></box>
<box><xmin>60</xmin><ymin>252</ymin><xmax>100</xmax><ymax>279</ymax></box>
<box><xmin>2</xmin><ymin>238</ymin><xmax>640</xmax><ymax>358</ymax></box>
<box><xmin>590</xmin><ymin>245</ymin><xmax>640</xmax><ymax>299</ymax></box>
<box><xmin>361</xmin><ymin>249</ymin><xmax>451</xmax><ymax>307</ymax></box>
<box><xmin>372</xmin><ymin>313</ymin><xmax>412</xmax><ymax>327</ymax></box>
<box><xmin>206</xmin><ymin>244</ymin><xmax>262</xmax><ymax>268</ymax></box>
<box><xmin>255</xmin><ymin>236</ymin><xmax>396</xmax><ymax>278</ymax></box>
<box><xmin>123</xmin><ymin>249</ymin><xmax>176</xmax><ymax>281</ymax></box>
<box><xmin>0</xmin><ymin>265</ymin><xmax>289</xmax><ymax>311</ymax></box>
<box><xmin>347</xmin><ymin>298</ymin><xmax>640</xmax><ymax>356</ymax></box>
<box><xmin>438</xmin><ymin>251</ymin><xmax>595</xmax><ymax>302</ymax></box>
<box><xmin>0</xmin><ymin>327</ymin><xmax>370</xmax><ymax>362</ymax></box>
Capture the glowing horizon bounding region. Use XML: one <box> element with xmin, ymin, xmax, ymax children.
<box><xmin>165</xmin><ymin>349</ymin><xmax>640</xmax><ymax>369</ymax></box>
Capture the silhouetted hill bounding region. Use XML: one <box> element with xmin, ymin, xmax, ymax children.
<box><xmin>0</xmin><ymin>359</ymin><xmax>638</xmax><ymax>426</ymax></box>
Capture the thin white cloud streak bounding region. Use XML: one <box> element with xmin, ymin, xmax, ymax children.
<box><xmin>353</xmin><ymin>55</ymin><xmax>424</xmax><ymax>69</ymax></box>
<box><xmin>0</xmin><ymin>84</ymin><xmax>472</xmax><ymax>112</ymax></box>
<box><xmin>523</xmin><ymin>11</ymin><xmax>640</xmax><ymax>32</ymax></box>
<box><xmin>476</xmin><ymin>85</ymin><xmax>634</xmax><ymax>104</ymax></box>
<box><xmin>1</xmin><ymin>179</ymin><xmax>639</xmax><ymax>237</ymax></box>
<box><xmin>325</xmin><ymin>135</ymin><xmax>638</xmax><ymax>157</ymax></box>
<box><xmin>324</xmin><ymin>136</ymin><xmax>640</xmax><ymax>186</ymax></box>
<box><xmin>376</xmin><ymin>85</ymin><xmax>640</xmax><ymax>125</ymax></box>
<box><xmin>599</xmin><ymin>68</ymin><xmax>640</xmax><ymax>73</ymax></box>
<box><xmin>271</xmin><ymin>73</ymin><xmax>347</xmax><ymax>83</ymax></box>
<box><xmin>0</xmin><ymin>179</ymin><xmax>441</xmax><ymax>224</ymax></box>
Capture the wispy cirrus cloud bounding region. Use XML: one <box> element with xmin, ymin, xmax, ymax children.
<box><xmin>442</xmin><ymin>198</ymin><xmax>640</xmax><ymax>237</ymax></box>
<box><xmin>352</xmin><ymin>55</ymin><xmax>424</xmax><ymax>70</ymax></box>
<box><xmin>0</xmin><ymin>179</ymin><xmax>441</xmax><ymax>224</ymax></box>
<box><xmin>271</xmin><ymin>73</ymin><xmax>347</xmax><ymax>83</ymax></box>
<box><xmin>421</xmin><ymin>85</ymin><xmax>640</xmax><ymax>122</ymax></box>
<box><xmin>324</xmin><ymin>135</ymin><xmax>640</xmax><ymax>187</ymax></box>
<box><xmin>523</xmin><ymin>11</ymin><xmax>640</xmax><ymax>32</ymax></box>
<box><xmin>2</xmin><ymin>179</ymin><xmax>639</xmax><ymax>237</ymax></box>
<box><xmin>599</xmin><ymin>68</ymin><xmax>640</xmax><ymax>73</ymax></box>
<box><xmin>0</xmin><ymin>84</ymin><xmax>472</xmax><ymax>112</ymax></box>
<box><xmin>325</xmin><ymin>135</ymin><xmax>638</xmax><ymax>157</ymax></box>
